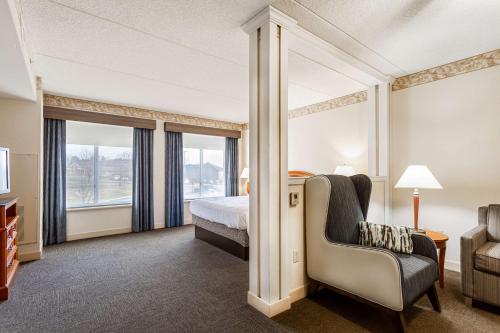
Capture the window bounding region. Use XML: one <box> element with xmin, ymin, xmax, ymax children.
<box><xmin>183</xmin><ymin>133</ymin><xmax>225</xmax><ymax>199</ymax></box>
<box><xmin>66</xmin><ymin>121</ymin><xmax>133</xmax><ymax>208</ymax></box>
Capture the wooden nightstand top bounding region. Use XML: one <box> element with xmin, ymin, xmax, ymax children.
<box><xmin>425</xmin><ymin>230</ymin><xmax>449</xmax><ymax>243</ymax></box>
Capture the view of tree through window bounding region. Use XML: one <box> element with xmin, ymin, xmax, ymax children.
<box><xmin>183</xmin><ymin>134</ymin><xmax>225</xmax><ymax>199</ymax></box>
<box><xmin>66</xmin><ymin>144</ymin><xmax>132</xmax><ymax>207</ymax></box>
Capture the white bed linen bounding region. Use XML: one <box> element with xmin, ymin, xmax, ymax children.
<box><xmin>189</xmin><ymin>196</ymin><xmax>249</xmax><ymax>230</ymax></box>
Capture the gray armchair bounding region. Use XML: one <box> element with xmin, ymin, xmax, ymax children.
<box><xmin>305</xmin><ymin>175</ymin><xmax>440</xmax><ymax>332</ymax></box>
<box><xmin>461</xmin><ymin>205</ymin><xmax>500</xmax><ymax>307</ymax></box>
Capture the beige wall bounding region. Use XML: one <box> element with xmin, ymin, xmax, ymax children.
<box><xmin>288</xmin><ymin>102</ymin><xmax>368</xmax><ymax>175</ymax></box>
<box><xmin>391</xmin><ymin>65</ymin><xmax>500</xmax><ymax>268</ymax></box>
<box><xmin>286</xmin><ymin>64</ymin><xmax>500</xmax><ymax>270</ymax></box>
<box><xmin>0</xmin><ymin>87</ymin><xmax>43</xmax><ymax>260</ymax></box>
<box><xmin>67</xmin><ymin>206</ymin><xmax>132</xmax><ymax>240</ymax></box>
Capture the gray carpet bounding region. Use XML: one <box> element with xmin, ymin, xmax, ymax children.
<box><xmin>1</xmin><ymin>225</ymin><xmax>499</xmax><ymax>332</ymax></box>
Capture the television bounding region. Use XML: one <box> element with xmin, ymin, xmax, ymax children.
<box><xmin>0</xmin><ymin>147</ymin><xmax>10</xmax><ymax>195</ymax></box>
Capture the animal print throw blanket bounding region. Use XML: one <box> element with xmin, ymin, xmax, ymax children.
<box><xmin>359</xmin><ymin>221</ymin><xmax>413</xmax><ymax>254</ymax></box>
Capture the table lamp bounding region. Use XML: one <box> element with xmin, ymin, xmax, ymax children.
<box><xmin>240</xmin><ymin>167</ymin><xmax>250</xmax><ymax>194</ymax></box>
<box><xmin>334</xmin><ymin>165</ymin><xmax>356</xmax><ymax>176</ymax></box>
<box><xmin>395</xmin><ymin>165</ymin><xmax>442</xmax><ymax>231</ymax></box>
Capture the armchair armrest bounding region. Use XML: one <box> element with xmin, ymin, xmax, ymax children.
<box><xmin>307</xmin><ymin>239</ymin><xmax>404</xmax><ymax>311</ymax></box>
<box><xmin>412</xmin><ymin>233</ymin><xmax>438</xmax><ymax>263</ymax></box>
<box><xmin>460</xmin><ymin>225</ymin><xmax>487</xmax><ymax>297</ymax></box>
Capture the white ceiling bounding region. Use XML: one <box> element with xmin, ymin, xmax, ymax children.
<box><xmin>20</xmin><ymin>0</ymin><xmax>500</xmax><ymax>123</ymax></box>
<box><xmin>0</xmin><ymin>0</ymin><xmax>36</xmax><ymax>100</ymax></box>
<box><xmin>290</xmin><ymin>0</ymin><xmax>500</xmax><ymax>75</ymax></box>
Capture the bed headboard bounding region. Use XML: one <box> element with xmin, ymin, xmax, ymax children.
<box><xmin>288</xmin><ymin>170</ymin><xmax>315</xmax><ymax>177</ymax></box>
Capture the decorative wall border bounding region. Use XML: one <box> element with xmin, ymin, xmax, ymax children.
<box><xmin>392</xmin><ymin>49</ymin><xmax>500</xmax><ymax>91</ymax></box>
<box><xmin>288</xmin><ymin>49</ymin><xmax>500</xmax><ymax>120</ymax></box>
<box><xmin>288</xmin><ymin>90</ymin><xmax>367</xmax><ymax>119</ymax></box>
<box><xmin>43</xmin><ymin>94</ymin><xmax>244</xmax><ymax>131</ymax></box>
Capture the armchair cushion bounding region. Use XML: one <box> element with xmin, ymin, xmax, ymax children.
<box><xmin>324</xmin><ymin>175</ymin><xmax>371</xmax><ymax>244</ymax></box>
<box><xmin>487</xmin><ymin>204</ymin><xmax>500</xmax><ymax>242</ymax></box>
<box><xmin>359</xmin><ymin>221</ymin><xmax>413</xmax><ymax>254</ymax></box>
<box><xmin>396</xmin><ymin>254</ymin><xmax>438</xmax><ymax>307</ymax></box>
<box><xmin>475</xmin><ymin>242</ymin><xmax>500</xmax><ymax>275</ymax></box>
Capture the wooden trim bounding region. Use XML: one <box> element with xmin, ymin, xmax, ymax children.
<box><xmin>43</xmin><ymin>106</ymin><xmax>157</xmax><ymax>130</ymax></box>
<box><xmin>164</xmin><ymin>122</ymin><xmax>241</xmax><ymax>138</ymax></box>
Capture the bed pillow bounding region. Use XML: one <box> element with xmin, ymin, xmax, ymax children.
<box><xmin>359</xmin><ymin>221</ymin><xmax>413</xmax><ymax>254</ymax></box>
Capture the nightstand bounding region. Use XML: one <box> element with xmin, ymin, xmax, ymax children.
<box><xmin>425</xmin><ymin>230</ymin><xmax>449</xmax><ymax>288</ymax></box>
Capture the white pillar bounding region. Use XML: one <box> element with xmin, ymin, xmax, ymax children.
<box><xmin>368</xmin><ymin>82</ymin><xmax>391</xmax><ymax>224</ymax></box>
<box><xmin>367</xmin><ymin>86</ymin><xmax>378</xmax><ymax>177</ymax></box>
<box><xmin>242</xmin><ymin>6</ymin><xmax>296</xmax><ymax>317</ymax></box>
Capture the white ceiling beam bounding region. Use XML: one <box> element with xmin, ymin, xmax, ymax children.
<box><xmin>288</xmin><ymin>25</ymin><xmax>394</xmax><ymax>86</ymax></box>
<box><xmin>0</xmin><ymin>0</ymin><xmax>36</xmax><ymax>101</ymax></box>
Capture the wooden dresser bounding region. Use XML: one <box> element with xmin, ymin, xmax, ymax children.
<box><xmin>0</xmin><ymin>197</ymin><xmax>19</xmax><ymax>301</ymax></box>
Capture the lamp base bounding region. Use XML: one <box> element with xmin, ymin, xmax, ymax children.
<box><xmin>411</xmin><ymin>228</ymin><xmax>426</xmax><ymax>234</ymax></box>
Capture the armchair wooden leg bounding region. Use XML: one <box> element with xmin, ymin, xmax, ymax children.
<box><xmin>427</xmin><ymin>284</ymin><xmax>441</xmax><ymax>312</ymax></box>
<box><xmin>396</xmin><ymin>311</ymin><xmax>407</xmax><ymax>333</ymax></box>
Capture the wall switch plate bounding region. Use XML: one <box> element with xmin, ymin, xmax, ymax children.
<box><xmin>289</xmin><ymin>192</ymin><xmax>299</xmax><ymax>206</ymax></box>
<box><xmin>293</xmin><ymin>250</ymin><xmax>299</xmax><ymax>263</ymax></box>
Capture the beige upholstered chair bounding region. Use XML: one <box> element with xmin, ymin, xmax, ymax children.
<box><xmin>305</xmin><ymin>175</ymin><xmax>440</xmax><ymax>332</ymax></box>
<box><xmin>461</xmin><ymin>205</ymin><xmax>500</xmax><ymax>306</ymax></box>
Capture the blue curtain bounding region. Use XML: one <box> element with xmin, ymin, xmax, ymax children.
<box><xmin>132</xmin><ymin>128</ymin><xmax>154</xmax><ymax>232</ymax></box>
<box><xmin>165</xmin><ymin>131</ymin><xmax>184</xmax><ymax>228</ymax></box>
<box><xmin>225</xmin><ymin>137</ymin><xmax>239</xmax><ymax>196</ymax></box>
<box><xmin>43</xmin><ymin>119</ymin><xmax>66</xmax><ymax>246</ymax></box>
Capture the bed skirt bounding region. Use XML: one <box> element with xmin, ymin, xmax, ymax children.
<box><xmin>193</xmin><ymin>215</ymin><xmax>249</xmax><ymax>261</ymax></box>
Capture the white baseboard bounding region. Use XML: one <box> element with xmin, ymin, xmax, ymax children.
<box><xmin>19</xmin><ymin>251</ymin><xmax>41</xmax><ymax>262</ymax></box>
<box><xmin>67</xmin><ymin>227</ymin><xmax>131</xmax><ymax>241</ymax></box>
<box><xmin>247</xmin><ymin>291</ymin><xmax>291</xmax><ymax>317</ymax></box>
<box><xmin>247</xmin><ymin>286</ymin><xmax>306</xmax><ymax>317</ymax></box>
<box><xmin>445</xmin><ymin>259</ymin><xmax>460</xmax><ymax>273</ymax></box>
<box><xmin>289</xmin><ymin>285</ymin><xmax>307</xmax><ymax>303</ymax></box>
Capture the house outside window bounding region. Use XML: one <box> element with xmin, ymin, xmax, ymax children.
<box><xmin>183</xmin><ymin>133</ymin><xmax>225</xmax><ymax>199</ymax></box>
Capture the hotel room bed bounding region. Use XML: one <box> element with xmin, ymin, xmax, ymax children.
<box><xmin>190</xmin><ymin>196</ymin><xmax>249</xmax><ymax>260</ymax></box>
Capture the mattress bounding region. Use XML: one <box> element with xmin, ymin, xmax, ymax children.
<box><xmin>189</xmin><ymin>195</ymin><xmax>249</xmax><ymax>230</ymax></box>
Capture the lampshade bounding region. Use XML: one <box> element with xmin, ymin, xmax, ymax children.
<box><xmin>395</xmin><ymin>165</ymin><xmax>442</xmax><ymax>189</ymax></box>
<box><xmin>334</xmin><ymin>165</ymin><xmax>356</xmax><ymax>177</ymax></box>
<box><xmin>240</xmin><ymin>167</ymin><xmax>249</xmax><ymax>179</ymax></box>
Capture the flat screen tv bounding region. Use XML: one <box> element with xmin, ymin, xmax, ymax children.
<box><xmin>0</xmin><ymin>147</ymin><xmax>10</xmax><ymax>195</ymax></box>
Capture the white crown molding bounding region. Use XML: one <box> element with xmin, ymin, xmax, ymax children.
<box><xmin>241</xmin><ymin>6</ymin><xmax>297</xmax><ymax>34</ymax></box>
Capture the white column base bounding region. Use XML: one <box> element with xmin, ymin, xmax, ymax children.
<box><xmin>247</xmin><ymin>284</ymin><xmax>307</xmax><ymax>317</ymax></box>
<box><xmin>247</xmin><ymin>291</ymin><xmax>291</xmax><ymax>317</ymax></box>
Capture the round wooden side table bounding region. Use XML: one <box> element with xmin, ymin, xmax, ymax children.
<box><xmin>425</xmin><ymin>230</ymin><xmax>449</xmax><ymax>288</ymax></box>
